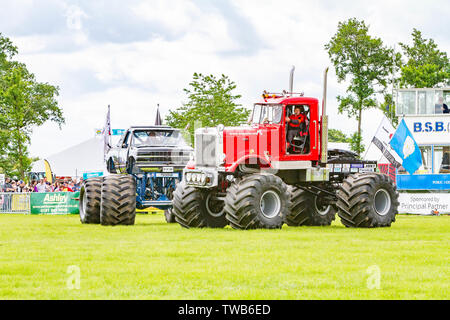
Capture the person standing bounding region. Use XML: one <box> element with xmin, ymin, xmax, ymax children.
<box><xmin>3</xmin><ymin>178</ymin><xmax>14</xmax><ymax>192</ymax></box>
<box><xmin>60</xmin><ymin>182</ymin><xmax>73</xmax><ymax>192</ymax></box>
<box><xmin>35</xmin><ymin>179</ymin><xmax>47</xmax><ymax>193</ymax></box>
<box><xmin>17</xmin><ymin>181</ymin><xmax>26</xmax><ymax>193</ymax></box>
<box><xmin>435</xmin><ymin>96</ymin><xmax>449</xmax><ymax>114</ymax></box>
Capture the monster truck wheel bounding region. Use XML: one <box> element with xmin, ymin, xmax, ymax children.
<box><xmin>107</xmin><ymin>158</ymin><xmax>117</xmax><ymax>174</ymax></box>
<box><xmin>100</xmin><ymin>174</ymin><xmax>136</xmax><ymax>226</ymax></box>
<box><xmin>336</xmin><ymin>173</ymin><xmax>399</xmax><ymax>228</ymax></box>
<box><xmin>285</xmin><ymin>186</ymin><xmax>336</xmax><ymax>226</ymax></box>
<box><xmin>224</xmin><ymin>174</ymin><xmax>290</xmax><ymax>229</ymax></box>
<box><xmin>79</xmin><ymin>177</ymin><xmax>103</xmax><ymax>224</ymax></box>
<box><xmin>164</xmin><ymin>208</ymin><xmax>176</xmax><ymax>223</ymax></box>
<box><xmin>164</xmin><ymin>185</ymin><xmax>176</xmax><ymax>223</ymax></box>
<box><xmin>172</xmin><ymin>182</ymin><xmax>227</xmax><ymax>228</ymax></box>
<box><xmin>126</xmin><ymin>157</ymin><xmax>136</xmax><ymax>174</ymax></box>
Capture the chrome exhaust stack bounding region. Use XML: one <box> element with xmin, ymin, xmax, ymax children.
<box><xmin>320</xmin><ymin>67</ymin><xmax>329</xmax><ymax>164</ymax></box>
<box><xmin>289</xmin><ymin>65</ymin><xmax>295</xmax><ymax>95</ymax></box>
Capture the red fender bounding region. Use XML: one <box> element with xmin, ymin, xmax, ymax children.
<box><xmin>226</xmin><ymin>155</ymin><xmax>273</xmax><ymax>173</ymax></box>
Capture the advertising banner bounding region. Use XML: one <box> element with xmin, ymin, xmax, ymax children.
<box><xmin>30</xmin><ymin>192</ymin><xmax>79</xmax><ymax>215</ymax></box>
<box><xmin>397</xmin><ymin>174</ymin><xmax>450</xmax><ymax>190</ymax></box>
<box><xmin>11</xmin><ymin>194</ymin><xmax>29</xmax><ymax>211</ymax></box>
<box><xmin>83</xmin><ymin>172</ymin><xmax>103</xmax><ymax>179</ymax></box>
<box><xmin>399</xmin><ymin>192</ymin><xmax>450</xmax><ymax>215</ymax></box>
<box><xmin>403</xmin><ymin>116</ymin><xmax>450</xmax><ymax>145</ymax></box>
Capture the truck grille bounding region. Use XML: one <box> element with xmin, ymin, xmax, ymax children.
<box><xmin>196</xmin><ymin>133</ymin><xmax>216</xmax><ymax>167</ymax></box>
<box><xmin>136</xmin><ymin>150</ymin><xmax>190</xmax><ymax>166</ymax></box>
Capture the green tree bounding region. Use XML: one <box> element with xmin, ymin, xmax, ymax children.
<box><xmin>0</xmin><ymin>34</ymin><xmax>64</xmax><ymax>179</ymax></box>
<box><xmin>0</xmin><ymin>33</ymin><xmax>17</xmax><ymax>69</ymax></box>
<box><xmin>399</xmin><ymin>29</ymin><xmax>450</xmax><ymax>88</ymax></box>
<box><xmin>325</xmin><ymin>18</ymin><xmax>400</xmax><ymax>155</ymax></box>
<box><xmin>378</xmin><ymin>93</ymin><xmax>398</xmax><ymax>126</ymax></box>
<box><xmin>328</xmin><ymin>128</ymin><xmax>351</xmax><ymax>143</ymax></box>
<box><xmin>166</xmin><ymin>73</ymin><xmax>250</xmax><ymax>145</ymax></box>
<box><xmin>0</xmin><ymin>34</ymin><xmax>18</xmax><ymax>174</ymax></box>
<box><xmin>349</xmin><ymin>132</ymin><xmax>364</xmax><ymax>156</ymax></box>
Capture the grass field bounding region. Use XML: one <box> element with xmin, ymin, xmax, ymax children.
<box><xmin>0</xmin><ymin>213</ymin><xmax>448</xmax><ymax>300</ymax></box>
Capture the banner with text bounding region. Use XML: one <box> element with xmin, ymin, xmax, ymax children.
<box><xmin>30</xmin><ymin>192</ymin><xmax>79</xmax><ymax>215</ymax></box>
<box><xmin>398</xmin><ymin>192</ymin><xmax>450</xmax><ymax>215</ymax></box>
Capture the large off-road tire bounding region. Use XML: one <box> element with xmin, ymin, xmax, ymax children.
<box><xmin>336</xmin><ymin>173</ymin><xmax>399</xmax><ymax>228</ymax></box>
<box><xmin>224</xmin><ymin>174</ymin><xmax>290</xmax><ymax>229</ymax></box>
<box><xmin>100</xmin><ymin>174</ymin><xmax>136</xmax><ymax>226</ymax></box>
<box><xmin>172</xmin><ymin>182</ymin><xmax>227</xmax><ymax>228</ymax></box>
<box><xmin>164</xmin><ymin>208</ymin><xmax>176</xmax><ymax>223</ymax></box>
<box><xmin>285</xmin><ymin>186</ymin><xmax>336</xmax><ymax>226</ymax></box>
<box><xmin>126</xmin><ymin>157</ymin><xmax>137</xmax><ymax>174</ymax></box>
<box><xmin>107</xmin><ymin>158</ymin><xmax>117</xmax><ymax>174</ymax></box>
<box><xmin>164</xmin><ymin>185</ymin><xmax>176</xmax><ymax>223</ymax></box>
<box><xmin>79</xmin><ymin>177</ymin><xmax>103</xmax><ymax>224</ymax></box>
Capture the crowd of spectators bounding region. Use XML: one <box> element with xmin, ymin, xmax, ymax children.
<box><xmin>1</xmin><ymin>177</ymin><xmax>84</xmax><ymax>193</ymax></box>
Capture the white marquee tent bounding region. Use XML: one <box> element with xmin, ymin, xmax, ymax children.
<box><xmin>31</xmin><ymin>136</ymin><xmax>107</xmax><ymax>178</ymax></box>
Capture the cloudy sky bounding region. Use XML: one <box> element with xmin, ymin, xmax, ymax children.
<box><xmin>1</xmin><ymin>0</ymin><xmax>449</xmax><ymax>159</ymax></box>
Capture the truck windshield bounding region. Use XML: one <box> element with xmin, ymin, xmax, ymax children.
<box><xmin>251</xmin><ymin>104</ymin><xmax>283</xmax><ymax>124</ymax></box>
<box><xmin>131</xmin><ymin>130</ymin><xmax>189</xmax><ymax>147</ymax></box>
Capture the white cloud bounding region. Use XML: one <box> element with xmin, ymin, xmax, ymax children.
<box><xmin>131</xmin><ymin>0</ymin><xmax>198</xmax><ymax>35</ymax></box>
<box><xmin>65</xmin><ymin>5</ymin><xmax>87</xmax><ymax>31</ymax></box>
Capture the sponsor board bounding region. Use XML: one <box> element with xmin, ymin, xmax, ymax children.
<box><xmin>95</xmin><ymin>128</ymin><xmax>126</xmax><ymax>136</ymax></box>
<box><xmin>398</xmin><ymin>192</ymin><xmax>450</xmax><ymax>215</ymax></box>
<box><xmin>328</xmin><ymin>163</ymin><xmax>376</xmax><ymax>173</ymax></box>
<box><xmin>156</xmin><ymin>173</ymin><xmax>179</xmax><ymax>178</ymax></box>
<box><xmin>404</xmin><ymin>116</ymin><xmax>450</xmax><ymax>145</ymax></box>
<box><xmin>30</xmin><ymin>192</ymin><xmax>80</xmax><ymax>215</ymax></box>
<box><xmin>83</xmin><ymin>172</ymin><xmax>104</xmax><ymax>180</ymax></box>
<box><xmin>11</xmin><ymin>194</ymin><xmax>28</xmax><ymax>211</ymax></box>
<box><xmin>397</xmin><ymin>174</ymin><xmax>450</xmax><ymax>190</ymax></box>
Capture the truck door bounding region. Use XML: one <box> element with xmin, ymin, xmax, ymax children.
<box><xmin>118</xmin><ymin>130</ymin><xmax>132</xmax><ymax>173</ymax></box>
<box><xmin>281</xmin><ymin>102</ymin><xmax>319</xmax><ymax>161</ymax></box>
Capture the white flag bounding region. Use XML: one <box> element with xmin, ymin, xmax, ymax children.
<box><xmin>371</xmin><ymin>116</ymin><xmax>402</xmax><ymax>168</ymax></box>
<box><xmin>102</xmin><ymin>105</ymin><xmax>112</xmax><ymax>161</ymax></box>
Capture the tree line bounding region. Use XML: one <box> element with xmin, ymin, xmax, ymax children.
<box><xmin>325</xmin><ymin>18</ymin><xmax>449</xmax><ymax>155</ymax></box>
<box><xmin>0</xmin><ymin>33</ymin><xmax>64</xmax><ymax>180</ymax></box>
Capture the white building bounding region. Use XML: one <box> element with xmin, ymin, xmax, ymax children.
<box><xmin>395</xmin><ymin>87</ymin><xmax>450</xmax><ymax>214</ymax></box>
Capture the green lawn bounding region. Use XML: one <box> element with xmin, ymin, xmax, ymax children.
<box><xmin>0</xmin><ymin>213</ymin><xmax>448</xmax><ymax>299</ymax></box>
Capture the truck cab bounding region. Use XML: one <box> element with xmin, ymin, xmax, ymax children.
<box><xmin>107</xmin><ymin>125</ymin><xmax>193</xmax><ymax>174</ymax></box>
<box><xmin>189</xmin><ymin>93</ymin><xmax>324</xmax><ymax>188</ymax></box>
<box><xmin>243</xmin><ymin>95</ymin><xmax>321</xmax><ymax>164</ymax></box>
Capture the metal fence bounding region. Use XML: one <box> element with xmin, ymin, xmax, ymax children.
<box><xmin>0</xmin><ymin>193</ymin><xmax>31</xmax><ymax>214</ymax></box>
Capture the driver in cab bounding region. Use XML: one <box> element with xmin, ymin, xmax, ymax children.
<box><xmin>285</xmin><ymin>106</ymin><xmax>306</xmax><ymax>151</ymax></box>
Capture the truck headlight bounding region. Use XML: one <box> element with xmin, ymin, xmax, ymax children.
<box><xmin>200</xmin><ymin>173</ymin><xmax>207</xmax><ymax>185</ymax></box>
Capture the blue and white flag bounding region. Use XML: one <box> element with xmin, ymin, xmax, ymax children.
<box><xmin>389</xmin><ymin>119</ymin><xmax>422</xmax><ymax>174</ymax></box>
